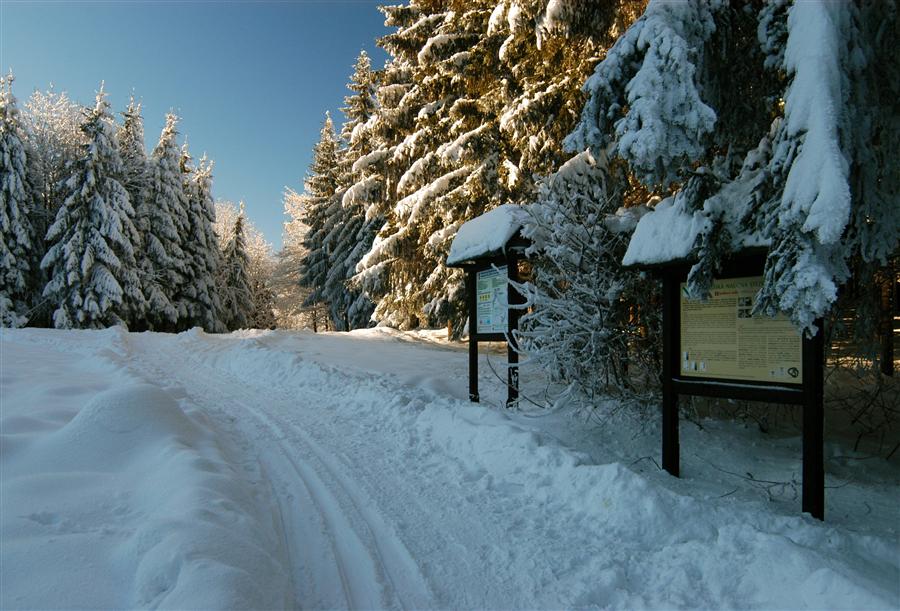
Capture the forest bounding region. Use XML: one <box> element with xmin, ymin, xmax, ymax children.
<box><xmin>283</xmin><ymin>0</ymin><xmax>898</xmax><ymax>412</ymax></box>
<box><xmin>2</xmin><ymin>0</ymin><xmax>897</xmax><ymax>418</ymax></box>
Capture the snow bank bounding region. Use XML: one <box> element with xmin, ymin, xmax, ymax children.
<box><xmin>446</xmin><ymin>203</ymin><xmax>528</xmax><ymax>265</ymax></box>
<box><xmin>164</xmin><ymin>328</ymin><xmax>900</xmax><ymax>610</ymax></box>
<box><xmin>3</xmin><ymin>328</ymin><xmax>898</xmax><ymax>610</ymax></box>
<box><xmin>410</xmin><ymin>403</ymin><xmax>898</xmax><ymax>609</ymax></box>
<box><xmin>0</xmin><ymin>331</ymin><xmax>291</xmax><ymax>609</ymax></box>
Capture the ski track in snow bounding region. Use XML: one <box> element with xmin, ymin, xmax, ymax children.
<box><xmin>121</xmin><ymin>332</ymin><xmax>585</xmax><ymax>609</ymax></box>
<box><xmin>129</xmin><ymin>333</ymin><xmax>435</xmax><ymax>610</ymax></box>
<box><xmin>4</xmin><ymin>328</ymin><xmax>898</xmax><ymax>610</ymax></box>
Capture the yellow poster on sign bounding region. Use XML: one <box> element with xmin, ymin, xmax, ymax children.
<box><xmin>476</xmin><ymin>266</ymin><xmax>508</xmax><ymax>334</ymax></box>
<box><xmin>680</xmin><ymin>276</ymin><xmax>802</xmax><ymax>383</ymax></box>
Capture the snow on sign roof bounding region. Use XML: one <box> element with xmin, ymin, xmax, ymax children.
<box><xmin>447</xmin><ymin>204</ymin><xmax>529</xmax><ymax>266</ymax></box>
<box><xmin>621</xmin><ymin>197</ymin><xmax>704</xmax><ymax>267</ymax></box>
<box><xmin>622</xmin><ymin>175</ymin><xmax>769</xmax><ymax>268</ymax></box>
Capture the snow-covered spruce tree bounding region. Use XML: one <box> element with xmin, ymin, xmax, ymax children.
<box><xmin>516</xmin><ymin>150</ymin><xmax>660</xmax><ymax>408</ymax></box>
<box><xmin>212</xmin><ymin>199</ymin><xmax>275</xmax><ymax>328</ymax></box>
<box><xmin>21</xmin><ymin>88</ymin><xmax>84</xmax><ymax>238</ymax></box>
<box><xmin>0</xmin><ymin>74</ymin><xmax>38</xmax><ymax>327</ymax></box>
<box><xmin>357</xmin><ymin>1</ymin><xmax>511</xmax><ymax>335</ymax></box>
<box><xmin>352</xmin><ymin>54</ymin><xmax>422</xmax><ymax>329</ymax></box>
<box><xmin>298</xmin><ymin>113</ymin><xmax>342</xmax><ymax>330</ymax></box>
<box><xmin>219</xmin><ymin>212</ymin><xmax>254</xmax><ymax>330</ymax></box>
<box><xmin>135</xmin><ymin>113</ymin><xmax>187</xmax><ymax>331</ymax></box>
<box><xmin>116</xmin><ymin>97</ymin><xmax>149</xmax><ymax>223</ymax></box>
<box><xmin>214</xmin><ymin>200</ymin><xmax>272</xmax><ymax>275</ymax></box>
<box><xmin>278</xmin><ymin>187</ymin><xmax>324</xmax><ymax>330</ymax></box>
<box><xmin>490</xmin><ymin>0</ymin><xmax>643</xmax><ymax>203</ymax></box>
<box><xmin>568</xmin><ymin>0</ymin><xmax>898</xmax><ymax>340</ymax></box>
<box><xmin>113</xmin><ymin>97</ymin><xmax>152</xmax><ymax>327</ymax></box>
<box><xmin>40</xmin><ymin>86</ymin><xmax>145</xmax><ymax>329</ymax></box>
<box><xmin>323</xmin><ymin>50</ymin><xmax>380</xmax><ymax>330</ymax></box>
<box><xmin>358</xmin><ymin>0</ymin><xmax>627</xmax><ymax>334</ymax></box>
<box><xmin>181</xmin><ymin>152</ymin><xmax>225</xmax><ymax>332</ymax></box>
<box><xmin>749</xmin><ymin>1</ymin><xmax>899</xmax><ymax>346</ymax></box>
<box><xmin>248</xmin><ymin>275</ymin><xmax>276</xmax><ymax>330</ymax></box>
<box><xmin>20</xmin><ymin>87</ymin><xmax>84</xmax><ymax>325</ymax></box>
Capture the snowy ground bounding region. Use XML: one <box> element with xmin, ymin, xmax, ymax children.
<box><xmin>1</xmin><ymin>327</ymin><xmax>898</xmax><ymax>610</ymax></box>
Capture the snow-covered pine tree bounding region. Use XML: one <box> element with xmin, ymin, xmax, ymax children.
<box><xmin>116</xmin><ymin>97</ymin><xmax>149</xmax><ymax>223</ymax></box>
<box><xmin>491</xmin><ymin>0</ymin><xmax>643</xmax><ymax>201</ymax></box>
<box><xmin>0</xmin><ymin>74</ymin><xmax>38</xmax><ymax>327</ymax></box>
<box><xmin>22</xmin><ymin>87</ymin><xmax>84</xmax><ymax>239</ymax></box>
<box><xmin>219</xmin><ymin>211</ymin><xmax>254</xmax><ymax>330</ymax></box>
<box><xmin>324</xmin><ymin>50</ymin><xmax>380</xmax><ymax>330</ymax></box>
<box><xmin>248</xmin><ymin>275</ymin><xmax>276</xmax><ymax>330</ymax></box>
<box><xmin>181</xmin><ymin>152</ymin><xmax>225</xmax><ymax>332</ymax></box>
<box><xmin>20</xmin><ymin>87</ymin><xmax>84</xmax><ymax>325</ymax></box>
<box><xmin>351</xmin><ymin>53</ymin><xmax>420</xmax><ymax>330</ymax></box>
<box><xmin>214</xmin><ymin>200</ymin><xmax>272</xmax><ymax>270</ymax></box>
<box><xmin>298</xmin><ymin>113</ymin><xmax>342</xmax><ymax>330</ymax></box>
<box><xmin>278</xmin><ymin>187</ymin><xmax>323</xmax><ymax>330</ymax></box>
<box><xmin>750</xmin><ymin>1</ymin><xmax>899</xmax><ymax>342</ymax></box>
<box><xmin>135</xmin><ymin>113</ymin><xmax>187</xmax><ymax>331</ymax></box>
<box><xmin>516</xmin><ymin>150</ymin><xmax>660</xmax><ymax>408</ymax></box>
<box><xmin>568</xmin><ymin>0</ymin><xmax>898</xmax><ymax>339</ymax></box>
<box><xmin>40</xmin><ymin>86</ymin><xmax>145</xmax><ymax>329</ymax></box>
<box><xmin>357</xmin><ymin>1</ymin><xmax>510</xmax><ymax>334</ymax></box>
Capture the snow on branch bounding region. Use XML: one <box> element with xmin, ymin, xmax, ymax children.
<box><xmin>780</xmin><ymin>1</ymin><xmax>851</xmax><ymax>246</ymax></box>
<box><xmin>565</xmin><ymin>0</ymin><xmax>724</xmax><ymax>185</ymax></box>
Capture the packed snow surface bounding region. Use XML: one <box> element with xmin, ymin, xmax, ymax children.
<box><xmin>1</xmin><ymin>327</ymin><xmax>898</xmax><ymax>609</ymax></box>
<box><xmin>446</xmin><ymin>203</ymin><xmax>528</xmax><ymax>265</ymax></box>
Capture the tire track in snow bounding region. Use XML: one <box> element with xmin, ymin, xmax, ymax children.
<box><xmin>130</xmin><ymin>334</ymin><xmax>435</xmax><ymax>610</ymax></box>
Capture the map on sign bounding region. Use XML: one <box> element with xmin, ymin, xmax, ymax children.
<box><xmin>476</xmin><ymin>266</ymin><xmax>508</xmax><ymax>334</ymax></box>
<box><xmin>680</xmin><ymin>276</ymin><xmax>802</xmax><ymax>384</ymax></box>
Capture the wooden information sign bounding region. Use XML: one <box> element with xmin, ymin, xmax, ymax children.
<box><xmin>447</xmin><ymin>206</ymin><xmax>529</xmax><ymax>410</ymax></box>
<box><xmin>464</xmin><ymin>257</ymin><xmax>522</xmax><ymax>407</ymax></box>
<box><xmin>659</xmin><ymin>258</ymin><xmax>825</xmax><ymax>520</ymax></box>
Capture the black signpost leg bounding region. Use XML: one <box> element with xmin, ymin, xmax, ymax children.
<box><xmin>662</xmin><ymin>274</ymin><xmax>680</xmax><ymax>477</ymax></box>
<box><xmin>507</xmin><ymin>345</ymin><xmax>519</xmax><ymax>408</ymax></box>
<box><xmin>506</xmin><ymin>256</ymin><xmax>520</xmax><ymax>408</ymax></box>
<box><xmin>662</xmin><ymin>388</ymin><xmax>680</xmax><ymax>476</ymax></box>
<box><xmin>802</xmin><ymin>320</ymin><xmax>825</xmax><ymax>520</ymax></box>
<box><xmin>467</xmin><ymin>270</ymin><xmax>479</xmax><ymax>402</ymax></box>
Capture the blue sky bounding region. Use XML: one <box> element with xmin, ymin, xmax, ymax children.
<box><xmin>0</xmin><ymin>0</ymin><xmax>390</xmax><ymax>249</ymax></box>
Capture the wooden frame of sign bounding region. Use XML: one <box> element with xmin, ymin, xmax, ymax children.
<box><xmin>448</xmin><ymin>226</ymin><xmax>528</xmax><ymax>408</ymax></box>
<box><xmin>459</xmin><ymin>252</ymin><xmax>525</xmax><ymax>408</ymax></box>
<box><xmin>654</xmin><ymin>252</ymin><xmax>825</xmax><ymax>520</ymax></box>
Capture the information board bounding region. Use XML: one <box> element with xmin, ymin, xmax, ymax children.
<box><xmin>680</xmin><ymin>276</ymin><xmax>802</xmax><ymax>383</ymax></box>
<box><xmin>476</xmin><ymin>266</ymin><xmax>508</xmax><ymax>334</ymax></box>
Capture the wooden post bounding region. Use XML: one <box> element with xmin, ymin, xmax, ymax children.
<box><xmin>506</xmin><ymin>256</ymin><xmax>520</xmax><ymax>408</ymax></box>
<box><xmin>802</xmin><ymin>319</ymin><xmax>826</xmax><ymax>520</ymax></box>
<box><xmin>661</xmin><ymin>273</ymin><xmax>680</xmax><ymax>477</ymax></box>
<box><xmin>880</xmin><ymin>273</ymin><xmax>894</xmax><ymax>377</ymax></box>
<box><xmin>466</xmin><ymin>269</ymin><xmax>479</xmax><ymax>402</ymax></box>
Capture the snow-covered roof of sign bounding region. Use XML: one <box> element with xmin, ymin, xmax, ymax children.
<box><xmin>447</xmin><ymin>204</ymin><xmax>529</xmax><ymax>266</ymax></box>
<box><xmin>622</xmin><ymin>176</ymin><xmax>770</xmax><ymax>268</ymax></box>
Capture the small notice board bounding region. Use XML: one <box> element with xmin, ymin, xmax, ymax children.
<box><xmin>445</xmin><ymin>206</ymin><xmax>529</xmax><ymax>410</ymax></box>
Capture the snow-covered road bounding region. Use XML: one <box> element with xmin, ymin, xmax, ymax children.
<box><xmin>133</xmin><ymin>331</ymin><xmax>436</xmax><ymax>609</ymax></box>
<box><xmin>2</xmin><ymin>328</ymin><xmax>898</xmax><ymax>609</ymax></box>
